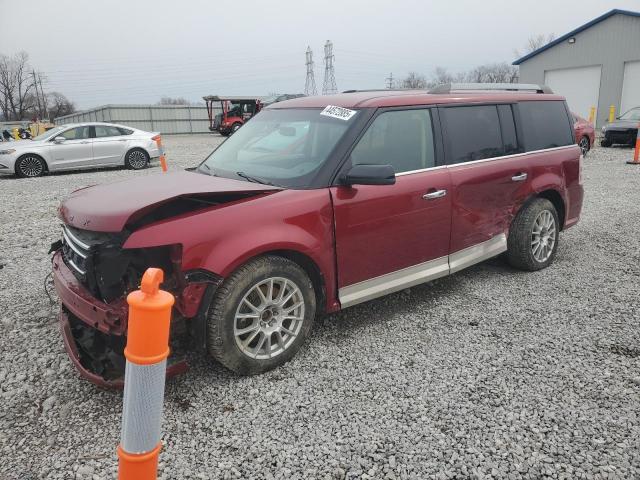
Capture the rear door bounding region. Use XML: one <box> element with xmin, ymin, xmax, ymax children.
<box><xmin>331</xmin><ymin>107</ymin><xmax>452</xmax><ymax>307</ymax></box>
<box><xmin>92</xmin><ymin>125</ymin><xmax>129</xmax><ymax>165</ymax></box>
<box><xmin>440</xmin><ymin>104</ymin><xmax>529</xmax><ymax>269</ymax></box>
<box><xmin>49</xmin><ymin>126</ymin><xmax>93</xmax><ymax>170</ymax></box>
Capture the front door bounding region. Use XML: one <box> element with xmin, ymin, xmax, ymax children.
<box><xmin>92</xmin><ymin>125</ymin><xmax>128</xmax><ymax>165</ymax></box>
<box><xmin>49</xmin><ymin>126</ymin><xmax>93</xmax><ymax>170</ymax></box>
<box><xmin>331</xmin><ymin>108</ymin><xmax>452</xmax><ymax>308</ymax></box>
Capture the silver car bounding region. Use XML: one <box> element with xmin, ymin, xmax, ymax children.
<box><xmin>0</xmin><ymin>122</ymin><xmax>160</xmax><ymax>177</ymax></box>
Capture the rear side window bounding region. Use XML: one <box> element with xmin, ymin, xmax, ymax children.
<box><xmin>118</xmin><ymin>127</ymin><xmax>133</xmax><ymax>135</ymax></box>
<box><xmin>518</xmin><ymin>101</ymin><xmax>573</xmax><ymax>151</ymax></box>
<box><xmin>351</xmin><ymin>108</ymin><xmax>435</xmax><ymax>174</ymax></box>
<box><xmin>441</xmin><ymin>105</ymin><xmax>503</xmax><ymax>164</ymax></box>
<box><xmin>95</xmin><ymin>126</ymin><xmax>122</xmax><ymax>138</ymax></box>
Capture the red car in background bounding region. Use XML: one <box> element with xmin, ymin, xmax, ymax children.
<box><xmin>572</xmin><ymin>112</ymin><xmax>595</xmax><ymax>156</ymax></box>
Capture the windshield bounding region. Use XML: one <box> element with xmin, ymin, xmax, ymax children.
<box><xmin>32</xmin><ymin>126</ymin><xmax>64</xmax><ymax>141</ymax></box>
<box><xmin>199</xmin><ymin>108</ymin><xmax>355</xmax><ymax>188</ymax></box>
<box><xmin>619</xmin><ymin>108</ymin><xmax>640</xmax><ymax>121</ymax></box>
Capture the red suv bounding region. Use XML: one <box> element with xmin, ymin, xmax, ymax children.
<box><xmin>52</xmin><ymin>84</ymin><xmax>583</xmax><ymax>386</ymax></box>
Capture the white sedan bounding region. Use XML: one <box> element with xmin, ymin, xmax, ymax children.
<box><xmin>0</xmin><ymin>122</ymin><xmax>161</xmax><ymax>177</ymax></box>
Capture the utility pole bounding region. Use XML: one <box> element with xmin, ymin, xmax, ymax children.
<box><xmin>322</xmin><ymin>40</ymin><xmax>337</xmax><ymax>95</ymax></box>
<box><xmin>38</xmin><ymin>74</ymin><xmax>48</xmax><ymax>120</ymax></box>
<box><xmin>31</xmin><ymin>70</ymin><xmax>42</xmax><ymax>119</ymax></box>
<box><xmin>385</xmin><ymin>72</ymin><xmax>394</xmax><ymax>89</ymax></box>
<box><xmin>304</xmin><ymin>47</ymin><xmax>317</xmax><ymax>96</ymax></box>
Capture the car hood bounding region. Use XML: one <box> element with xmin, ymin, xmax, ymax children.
<box><xmin>604</xmin><ymin>120</ymin><xmax>639</xmax><ymax>130</ymax></box>
<box><xmin>7</xmin><ymin>139</ymin><xmax>49</xmax><ymax>149</ymax></box>
<box><xmin>59</xmin><ymin>170</ymin><xmax>282</xmax><ymax>232</ymax></box>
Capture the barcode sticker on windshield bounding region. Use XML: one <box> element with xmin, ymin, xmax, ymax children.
<box><xmin>320</xmin><ymin>105</ymin><xmax>357</xmax><ymax>121</ymax></box>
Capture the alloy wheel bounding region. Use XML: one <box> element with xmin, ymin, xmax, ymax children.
<box><xmin>233</xmin><ymin>277</ymin><xmax>305</xmax><ymax>360</ymax></box>
<box><xmin>579</xmin><ymin>137</ymin><xmax>589</xmax><ymax>156</ymax></box>
<box><xmin>531</xmin><ymin>210</ymin><xmax>556</xmax><ymax>263</ymax></box>
<box><xmin>19</xmin><ymin>156</ymin><xmax>44</xmax><ymax>177</ymax></box>
<box><xmin>128</xmin><ymin>150</ymin><xmax>147</xmax><ymax>169</ymax></box>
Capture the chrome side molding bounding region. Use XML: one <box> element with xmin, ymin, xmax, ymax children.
<box><xmin>338</xmin><ymin>233</ymin><xmax>508</xmax><ymax>308</ymax></box>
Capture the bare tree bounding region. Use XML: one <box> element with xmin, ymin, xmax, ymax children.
<box><xmin>0</xmin><ymin>51</ymin><xmax>38</xmax><ymax>120</ymax></box>
<box><xmin>401</xmin><ymin>72</ymin><xmax>427</xmax><ymax>89</ymax></box>
<box><xmin>47</xmin><ymin>92</ymin><xmax>76</xmax><ymax>119</ymax></box>
<box><xmin>514</xmin><ymin>33</ymin><xmax>556</xmax><ymax>58</ymax></box>
<box><xmin>466</xmin><ymin>62</ymin><xmax>518</xmax><ymax>83</ymax></box>
<box><xmin>158</xmin><ymin>96</ymin><xmax>189</xmax><ymax>105</ymax></box>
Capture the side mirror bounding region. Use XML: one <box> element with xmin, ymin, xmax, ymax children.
<box><xmin>343</xmin><ymin>164</ymin><xmax>396</xmax><ymax>186</ymax></box>
<box><xmin>53</xmin><ymin>136</ymin><xmax>66</xmax><ymax>144</ymax></box>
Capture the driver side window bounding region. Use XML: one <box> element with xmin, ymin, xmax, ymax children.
<box><xmin>350</xmin><ymin>109</ymin><xmax>435</xmax><ymax>174</ymax></box>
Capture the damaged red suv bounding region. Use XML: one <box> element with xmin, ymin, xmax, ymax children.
<box><xmin>52</xmin><ymin>84</ymin><xmax>583</xmax><ymax>386</ymax></box>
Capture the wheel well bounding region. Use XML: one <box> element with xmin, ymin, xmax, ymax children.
<box><xmin>536</xmin><ymin>189</ymin><xmax>565</xmax><ymax>230</ymax></box>
<box><xmin>16</xmin><ymin>153</ymin><xmax>48</xmax><ymax>173</ymax></box>
<box><xmin>264</xmin><ymin>250</ymin><xmax>327</xmax><ymax>314</ymax></box>
<box><xmin>126</xmin><ymin>147</ymin><xmax>149</xmax><ymax>157</ymax></box>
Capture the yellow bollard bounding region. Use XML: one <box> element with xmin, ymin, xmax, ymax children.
<box><xmin>608</xmin><ymin>105</ymin><xmax>615</xmax><ymax>123</ymax></box>
<box><xmin>117</xmin><ymin>268</ymin><xmax>174</xmax><ymax>480</ymax></box>
<box><xmin>588</xmin><ymin>106</ymin><xmax>596</xmax><ymax>124</ymax></box>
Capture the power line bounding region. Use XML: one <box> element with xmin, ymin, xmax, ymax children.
<box><xmin>304</xmin><ymin>46</ymin><xmax>317</xmax><ymax>96</ymax></box>
<box><xmin>322</xmin><ymin>40</ymin><xmax>337</xmax><ymax>95</ymax></box>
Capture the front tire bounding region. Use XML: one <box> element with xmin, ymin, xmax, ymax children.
<box><xmin>207</xmin><ymin>256</ymin><xmax>316</xmax><ymax>375</ymax></box>
<box><xmin>230</xmin><ymin>123</ymin><xmax>242</xmax><ymax>134</ymax></box>
<box><xmin>16</xmin><ymin>154</ymin><xmax>46</xmax><ymax>178</ymax></box>
<box><xmin>600</xmin><ymin>138</ymin><xmax>612</xmax><ymax>147</ymax></box>
<box><xmin>507</xmin><ymin>198</ymin><xmax>559</xmax><ymax>271</ymax></box>
<box><xmin>124</xmin><ymin>148</ymin><xmax>149</xmax><ymax>170</ymax></box>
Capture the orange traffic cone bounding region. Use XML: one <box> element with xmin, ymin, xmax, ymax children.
<box><xmin>117</xmin><ymin>268</ymin><xmax>174</xmax><ymax>480</ymax></box>
<box><xmin>627</xmin><ymin>122</ymin><xmax>640</xmax><ymax>165</ymax></box>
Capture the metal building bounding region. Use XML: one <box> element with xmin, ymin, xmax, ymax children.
<box><xmin>514</xmin><ymin>9</ymin><xmax>640</xmax><ymax>127</ymax></box>
<box><xmin>54</xmin><ymin>104</ymin><xmax>220</xmax><ymax>134</ymax></box>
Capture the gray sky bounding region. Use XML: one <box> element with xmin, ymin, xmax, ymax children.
<box><xmin>2</xmin><ymin>0</ymin><xmax>639</xmax><ymax>109</ymax></box>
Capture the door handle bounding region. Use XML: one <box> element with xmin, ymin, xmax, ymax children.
<box><xmin>80</xmin><ymin>141</ymin><xmax>90</xmax><ymax>144</ymax></box>
<box><xmin>423</xmin><ymin>189</ymin><xmax>447</xmax><ymax>200</ymax></box>
<box><xmin>511</xmin><ymin>172</ymin><xmax>528</xmax><ymax>182</ymax></box>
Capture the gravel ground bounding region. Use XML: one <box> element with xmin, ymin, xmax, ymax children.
<box><xmin>1</xmin><ymin>136</ymin><xmax>639</xmax><ymax>480</ymax></box>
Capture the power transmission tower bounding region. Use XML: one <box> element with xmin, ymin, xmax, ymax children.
<box><xmin>322</xmin><ymin>40</ymin><xmax>337</xmax><ymax>95</ymax></box>
<box><xmin>385</xmin><ymin>72</ymin><xmax>394</xmax><ymax>89</ymax></box>
<box><xmin>304</xmin><ymin>47</ymin><xmax>317</xmax><ymax>96</ymax></box>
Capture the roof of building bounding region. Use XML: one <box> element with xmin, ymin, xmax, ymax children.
<box><xmin>267</xmin><ymin>89</ymin><xmax>564</xmax><ymax>109</ymax></box>
<box><xmin>513</xmin><ymin>9</ymin><xmax>640</xmax><ymax>65</ymax></box>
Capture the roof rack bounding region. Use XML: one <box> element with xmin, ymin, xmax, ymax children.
<box><xmin>428</xmin><ymin>83</ymin><xmax>553</xmax><ymax>94</ymax></box>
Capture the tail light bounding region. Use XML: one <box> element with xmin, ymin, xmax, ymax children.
<box><xmin>151</xmin><ymin>135</ymin><xmax>161</xmax><ymax>142</ymax></box>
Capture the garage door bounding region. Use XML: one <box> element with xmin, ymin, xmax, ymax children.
<box><xmin>621</xmin><ymin>60</ymin><xmax>640</xmax><ymax>116</ymax></box>
<box><xmin>544</xmin><ymin>65</ymin><xmax>601</xmax><ymax>121</ymax></box>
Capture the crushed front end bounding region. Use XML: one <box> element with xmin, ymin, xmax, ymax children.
<box><xmin>51</xmin><ymin>224</ymin><xmax>221</xmax><ymax>388</ymax></box>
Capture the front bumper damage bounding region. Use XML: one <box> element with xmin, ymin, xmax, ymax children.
<box><xmin>52</xmin><ymin>250</ymin><xmax>216</xmax><ymax>388</ymax></box>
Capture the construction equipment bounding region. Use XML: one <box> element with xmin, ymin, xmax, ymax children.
<box><xmin>203</xmin><ymin>96</ymin><xmax>263</xmax><ymax>136</ymax></box>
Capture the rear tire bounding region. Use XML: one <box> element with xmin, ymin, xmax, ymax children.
<box><xmin>16</xmin><ymin>154</ymin><xmax>46</xmax><ymax>178</ymax></box>
<box><xmin>124</xmin><ymin>148</ymin><xmax>149</xmax><ymax>170</ymax></box>
<box><xmin>579</xmin><ymin>136</ymin><xmax>590</xmax><ymax>156</ymax></box>
<box><xmin>207</xmin><ymin>256</ymin><xmax>316</xmax><ymax>375</ymax></box>
<box><xmin>507</xmin><ymin>198</ymin><xmax>559</xmax><ymax>271</ymax></box>
<box><xmin>230</xmin><ymin>123</ymin><xmax>242</xmax><ymax>134</ymax></box>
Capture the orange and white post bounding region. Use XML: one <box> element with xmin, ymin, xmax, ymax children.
<box><xmin>627</xmin><ymin>122</ymin><xmax>640</xmax><ymax>166</ymax></box>
<box><xmin>152</xmin><ymin>135</ymin><xmax>168</xmax><ymax>172</ymax></box>
<box><xmin>117</xmin><ymin>268</ymin><xmax>174</xmax><ymax>480</ymax></box>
